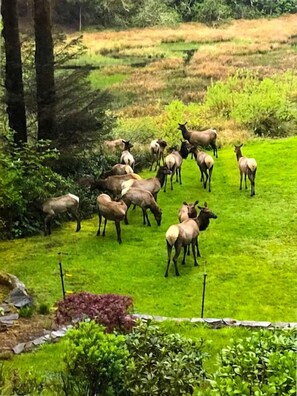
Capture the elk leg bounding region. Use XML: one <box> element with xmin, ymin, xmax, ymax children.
<box><xmin>173</xmin><ymin>242</ymin><xmax>182</xmax><ymax>276</ymax></box>
<box><xmin>244</xmin><ymin>174</ymin><xmax>247</xmax><ymax>189</ymax></box>
<box><xmin>164</xmin><ymin>174</ymin><xmax>167</xmax><ymax>192</ymax></box>
<box><xmin>187</xmin><ymin>245</ymin><xmax>191</xmax><ymax>256</ymax></box>
<box><xmin>115</xmin><ymin>221</ymin><xmax>122</xmax><ymax>244</ymax></box>
<box><xmin>102</xmin><ymin>218</ymin><xmax>107</xmax><ymax>236</ymax></box>
<box><xmin>132</xmin><ymin>204</ymin><xmax>136</xmax><ymax>211</ymax></box>
<box><xmin>165</xmin><ymin>241</ymin><xmax>173</xmax><ymax>277</ymax></box>
<box><xmin>97</xmin><ymin>212</ymin><xmax>102</xmax><ymax>236</ymax></box>
<box><xmin>179</xmin><ymin>168</ymin><xmax>182</xmax><ymax>185</ymax></box>
<box><xmin>145</xmin><ymin>210</ymin><xmax>151</xmax><ymax>227</ymax></box>
<box><xmin>170</xmin><ymin>173</ymin><xmax>174</xmax><ymax>190</ymax></box>
<box><xmin>44</xmin><ymin>214</ymin><xmax>53</xmax><ymax>236</ymax></box>
<box><xmin>182</xmin><ymin>246</ymin><xmax>187</xmax><ymax>265</ymax></box>
<box><xmin>196</xmin><ymin>238</ymin><xmax>201</xmax><ymax>257</ymax></box>
<box><xmin>209</xmin><ymin>166</ymin><xmax>213</xmax><ymax>193</ymax></box>
<box><xmin>124</xmin><ymin>203</ymin><xmax>131</xmax><ymax>224</ymax></box>
<box><xmin>239</xmin><ymin>171</ymin><xmax>243</xmax><ymax>190</ymax></box>
<box><xmin>142</xmin><ymin>208</ymin><xmax>146</xmax><ymax>225</ymax></box>
<box><xmin>192</xmin><ymin>240</ymin><xmax>198</xmax><ymax>266</ymax></box>
<box><xmin>204</xmin><ymin>172</ymin><xmax>209</xmax><ymax>190</ymax></box>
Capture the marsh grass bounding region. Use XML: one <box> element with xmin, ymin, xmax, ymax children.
<box><xmin>1</xmin><ymin>138</ymin><xmax>296</xmax><ymax>323</ymax></box>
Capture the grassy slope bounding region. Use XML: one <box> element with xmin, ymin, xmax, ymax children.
<box><xmin>1</xmin><ymin>137</ymin><xmax>296</xmax><ymax>322</ymax></box>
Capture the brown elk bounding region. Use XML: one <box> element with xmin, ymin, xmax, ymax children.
<box><xmin>90</xmin><ymin>173</ymin><xmax>141</xmax><ymax>197</ymax></box>
<box><xmin>178</xmin><ymin>200</ymin><xmax>199</xmax><ymax>256</ymax></box>
<box><xmin>150</xmin><ymin>139</ymin><xmax>167</xmax><ymax>171</ymax></box>
<box><xmin>101</xmin><ymin>164</ymin><xmax>134</xmax><ymax>179</ymax></box>
<box><xmin>164</xmin><ymin>141</ymin><xmax>190</xmax><ymax>191</ymax></box>
<box><xmin>190</xmin><ymin>146</ymin><xmax>214</xmax><ymax>192</ymax></box>
<box><xmin>121</xmin><ymin>165</ymin><xmax>171</xmax><ymax>202</ymax></box>
<box><xmin>121</xmin><ymin>187</ymin><xmax>162</xmax><ymax>226</ymax></box>
<box><xmin>120</xmin><ymin>140</ymin><xmax>135</xmax><ymax>170</ymax></box>
<box><xmin>103</xmin><ymin>139</ymin><xmax>125</xmax><ymax>152</ymax></box>
<box><xmin>165</xmin><ymin>202</ymin><xmax>217</xmax><ymax>277</ymax></box>
<box><xmin>178</xmin><ymin>122</ymin><xmax>218</xmax><ymax>158</ymax></box>
<box><xmin>42</xmin><ymin>193</ymin><xmax>81</xmax><ymax>236</ymax></box>
<box><xmin>234</xmin><ymin>144</ymin><xmax>257</xmax><ymax>196</ymax></box>
<box><xmin>96</xmin><ymin>193</ymin><xmax>127</xmax><ymax>244</ymax></box>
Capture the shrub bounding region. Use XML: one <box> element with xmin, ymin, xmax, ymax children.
<box><xmin>205</xmin><ymin>70</ymin><xmax>297</xmax><ymax>137</ymax></box>
<box><xmin>130</xmin><ymin>0</ymin><xmax>181</xmax><ymax>28</ymax></box>
<box><xmin>63</xmin><ymin>321</ymin><xmax>129</xmax><ymax>396</ymax></box>
<box><xmin>192</xmin><ymin>0</ymin><xmax>232</xmax><ymax>24</ymax></box>
<box><xmin>123</xmin><ymin>321</ymin><xmax>208</xmax><ymax>395</ymax></box>
<box><xmin>0</xmin><ymin>134</ymin><xmax>72</xmax><ymax>239</ymax></box>
<box><xmin>55</xmin><ymin>292</ymin><xmax>135</xmax><ymax>333</ymax></box>
<box><xmin>210</xmin><ymin>328</ymin><xmax>297</xmax><ymax>395</ymax></box>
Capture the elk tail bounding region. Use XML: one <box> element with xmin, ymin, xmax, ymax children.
<box><xmin>166</xmin><ymin>225</ymin><xmax>179</xmax><ymax>246</ymax></box>
<box><xmin>205</xmin><ymin>155</ymin><xmax>214</xmax><ymax>170</ymax></box>
<box><xmin>68</xmin><ymin>193</ymin><xmax>79</xmax><ymax>203</ymax></box>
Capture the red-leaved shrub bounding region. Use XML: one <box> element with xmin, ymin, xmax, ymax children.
<box><xmin>55</xmin><ymin>292</ymin><xmax>135</xmax><ymax>332</ymax></box>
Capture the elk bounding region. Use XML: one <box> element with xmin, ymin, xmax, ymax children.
<box><xmin>164</xmin><ymin>141</ymin><xmax>190</xmax><ymax>192</ymax></box>
<box><xmin>178</xmin><ymin>200</ymin><xmax>199</xmax><ymax>256</ymax></box>
<box><xmin>90</xmin><ymin>173</ymin><xmax>142</xmax><ymax>197</ymax></box>
<box><xmin>101</xmin><ymin>164</ymin><xmax>134</xmax><ymax>179</ymax></box>
<box><xmin>96</xmin><ymin>193</ymin><xmax>127</xmax><ymax>244</ymax></box>
<box><xmin>190</xmin><ymin>146</ymin><xmax>214</xmax><ymax>192</ymax></box>
<box><xmin>121</xmin><ymin>187</ymin><xmax>162</xmax><ymax>227</ymax></box>
<box><xmin>150</xmin><ymin>139</ymin><xmax>167</xmax><ymax>171</ymax></box>
<box><xmin>234</xmin><ymin>144</ymin><xmax>257</xmax><ymax>197</ymax></box>
<box><xmin>42</xmin><ymin>193</ymin><xmax>81</xmax><ymax>236</ymax></box>
<box><xmin>120</xmin><ymin>140</ymin><xmax>135</xmax><ymax>170</ymax></box>
<box><xmin>178</xmin><ymin>122</ymin><xmax>218</xmax><ymax>158</ymax></box>
<box><xmin>165</xmin><ymin>202</ymin><xmax>217</xmax><ymax>277</ymax></box>
<box><xmin>121</xmin><ymin>165</ymin><xmax>171</xmax><ymax>202</ymax></box>
<box><xmin>103</xmin><ymin>139</ymin><xmax>125</xmax><ymax>152</ymax></box>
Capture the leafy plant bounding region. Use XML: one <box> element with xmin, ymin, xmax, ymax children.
<box><xmin>209</xmin><ymin>328</ymin><xmax>297</xmax><ymax>395</ymax></box>
<box><xmin>19</xmin><ymin>305</ymin><xmax>35</xmax><ymax>318</ymax></box>
<box><xmin>64</xmin><ymin>321</ymin><xmax>129</xmax><ymax>396</ymax></box>
<box><xmin>55</xmin><ymin>292</ymin><xmax>135</xmax><ymax>333</ymax></box>
<box><xmin>123</xmin><ymin>321</ymin><xmax>208</xmax><ymax>395</ymax></box>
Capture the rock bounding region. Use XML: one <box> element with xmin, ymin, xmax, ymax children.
<box><xmin>240</xmin><ymin>321</ymin><xmax>271</xmax><ymax>328</ymax></box>
<box><xmin>5</xmin><ymin>287</ymin><xmax>33</xmax><ymax>308</ymax></box>
<box><xmin>12</xmin><ymin>343</ymin><xmax>26</xmax><ymax>354</ymax></box>
<box><xmin>0</xmin><ymin>313</ymin><xmax>19</xmax><ymax>322</ymax></box>
<box><xmin>32</xmin><ymin>336</ymin><xmax>46</xmax><ymax>346</ymax></box>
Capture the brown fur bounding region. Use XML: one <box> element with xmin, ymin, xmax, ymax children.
<box><xmin>42</xmin><ymin>193</ymin><xmax>81</xmax><ymax>236</ymax></box>
<box><xmin>178</xmin><ymin>122</ymin><xmax>218</xmax><ymax>158</ymax></box>
<box><xmin>96</xmin><ymin>193</ymin><xmax>127</xmax><ymax>244</ymax></box>
<box><xmin>121</xmin><ymin>187</ymin><xmax>162</xmax><ymax>227</ymax></box>
<box><xmin>234</xmin><ymin>144</ymin><xmax>257</xmax><ymax>196</ymax></box>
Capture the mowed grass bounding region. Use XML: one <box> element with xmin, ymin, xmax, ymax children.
<box><xmin>1</xmin><ymin>137</ymin><xmax>297</xmax><ymax>322</ymax></box>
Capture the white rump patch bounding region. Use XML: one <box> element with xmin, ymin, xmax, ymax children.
<box><xmin>247</xmin><ymin>158</ymin><xmax>257</xmax><ymax>172</ymax></box>
<box><xmin>166</xmin><ymin>225</ymin><xmax>179</xmax><ymax>246</ymax></box>
<box><xmin>68</xmin><ymin>193</ymin><xmax>79</xmax><ymax>202</ymax></box>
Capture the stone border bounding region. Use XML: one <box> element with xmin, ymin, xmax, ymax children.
<box><xmin>9</xmin><ymin>315</ymin><xmax>297</xmax><ymax>355</ymax></box>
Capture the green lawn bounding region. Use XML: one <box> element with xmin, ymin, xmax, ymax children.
<box><xmin>1</xmin><ymin>137</ymin><xmax>296</xmax><ymax>323</ymax></box>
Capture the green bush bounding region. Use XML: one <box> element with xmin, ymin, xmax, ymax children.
<box><xmin>130</xmin><ymin>0</ymin><xmax>181</xmax><ymax>28</ymax></box>
<box><xmin>192</xmin><ymin>0</ymin><xmax>232</xmax><ymax>24</ymax></box>
<box><xmin>64</xmin><ymin>321</ymin><xmax>129</xmax><ymax>396</ymax></box>
<box><xmin>209</xmin><ymin>328</ymin><xmax>297</xmax><ymax>395</ymax></box>
<box><xmin>124</xmin><ymin>321</ymin><xmax>208</xmax><ymax>395</ymax></box>
<box><xmin>205</xmin><ymin>70</ymin><xmax>297</xmax><ymax>137</ymax></box>
<box><xmin>0</xmin><ymin>137</ymin><xmax>70</xmax><ymax>239</ymax></box>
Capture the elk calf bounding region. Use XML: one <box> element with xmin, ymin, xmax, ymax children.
<box><xmin>120</xmin><ymin>140</ymin><xmax>135</xmax><ymax>170</ymax></box>
<box><xmin>42</xmin><ymin>193</ymin><xmax>81</xmax><ymax>236</ymax></box>
<box><xmin>121</xmin><ymin>187</ymin><xmax>162</xmax><ymax>226</ymax></box>
<box><xmin>190</xmin><ymin>146</ymin><xmax>214</xmax><ymax>192</ymax></box>
<box><xmin>234</xmin><ymin>144</ymin><xmax>257</xmax><ymax>196</ymax></box>
<box><xmin>96</xmin><ymin>193</ymin><xmax>127</xmax><ymax>244</ymax></box>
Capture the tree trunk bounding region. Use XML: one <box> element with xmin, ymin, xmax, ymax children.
<box><xmin>1</xmin><ymin>0</ymin><xmax>27</xmax><ymax>144</ymax></box>
<box><xmin>79</xmin><ymin>5</ymin><xmax>82</xmax><ymax>31</ymax></box>
<box><xmin>33</xmin><ymin>0</ymin><xmax>56</xmax><ymax>141</ymax></box>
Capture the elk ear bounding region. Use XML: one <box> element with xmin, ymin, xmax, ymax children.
<box><xmin>240</xmin><ymin>143</ymin><xmax>243</xmax><ymax>147</ymax></box>
<box><xmin>185</xmin><ymin>121</ymin><xmax>187</xmax><ymax>126</ymax></box>
<box><xmin>198</xmin><ymin>206</ymin><xmax>203</xmax><ymax>210</ymax></box>
<box><xmin>204</xmin><ymin>202</ymin><xmax>207</xmax><ymax>207</ymax></box>
<box><xmin>183</xmin><ymin>201</ymin><xmax>188</xmax><ymax>205</ymax></box>
<box><xmin>122</xmin><ymin>140</ymin><xmax>126</xmax><ymax>144</ymax></box>
<box><xmin>194</xmin><ymin>200</ymin><xmax>199</xmax><ymax>206</ymax></box>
